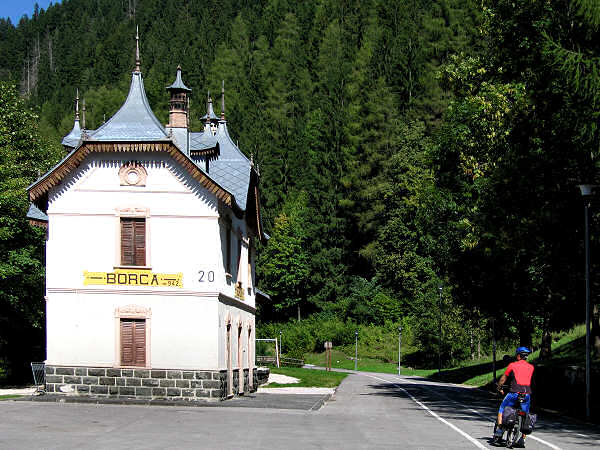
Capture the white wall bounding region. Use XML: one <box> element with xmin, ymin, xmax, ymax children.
<box><xmin>45</xmin><ymin>152</ymin><xmax>255</xmax><ymax>370</ymax></box>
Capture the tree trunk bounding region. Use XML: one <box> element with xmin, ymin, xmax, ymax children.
<box><xmin>519</xmin><ymin>320</ymin><xmax>533</xmax><ymax>350</ymax></box>
<box><xmin>539</xmin><ymin>327</ymin><xmax>552</xmax><ymax>360</ymax></box>
<box><xmin>470</xmin><ymin>328</ymin><xmax>474</xmax><ymax>360</ymax></box>
<box><xmin>593</xmin><ymin>303</ymin><xmax>600</xmax><ymax>356</ymax></box>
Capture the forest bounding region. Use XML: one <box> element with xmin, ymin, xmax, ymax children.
<box><xmin>1</xmin><ymin>0</ymin><xmax>600</xmax><ymax>376</ymax></box>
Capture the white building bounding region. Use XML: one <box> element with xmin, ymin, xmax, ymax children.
<box><xmin>27</xmin><ymin>33</ymin><xmax>266</xmax><ymax>401</ymax></box>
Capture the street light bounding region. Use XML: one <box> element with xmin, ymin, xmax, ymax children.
<box><xmin>355</xmin><ymin>330</ymin><xmax>358</xmax><ymax>371</ymax></box>
<box><xmin>438</xmin><ymin>284</ymin><xmax>443</xmax><ymax>376</ymax></box>
<box><xmin>398</xmin><ymin>326</ymin><xmax>402</xmax><ymax>376</ymax></box>
<box><xmin>578</xmin><ymin>184</ymin><xmax>596</xmax><ymax>421</ymax></box>
<box><xmin>492</xmin><ymin>318</ymin><xmax>497</xmax><ymax>384</ymax></box>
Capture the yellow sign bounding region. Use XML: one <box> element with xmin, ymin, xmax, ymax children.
<box><xmin>235</xmin><ymin>283</ymin><xmax>245</xmax><ymax>300</ymax></box>
<box><xmin>83</xmin><ymin>269</ymin><xmax>183</xmax><ymax>288</ymax></box>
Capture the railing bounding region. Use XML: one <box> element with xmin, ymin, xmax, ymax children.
<box><xmin>256</xmin><ymin>356</ymin><xmax>304</xmax><ymax>367</ymax></box>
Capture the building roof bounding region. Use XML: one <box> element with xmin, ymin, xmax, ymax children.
<box><xmin>166</xmin><ymin>66</ymin><xmax>191</xmax><ymax>92</ymax></box>
<box><xmin>27</xmin><ymin>203</ymin><xmax>48</xmax><ymax>222</ymax></box>
<box><xmin>209</xmin><ymin>121</ymin><xmax>252</xmax><ymax>210</ymax></box>
<box><xmin>189</xmin><ymin>131</ymin><xmax>219</xmax><ymax>152</ymax></box>
<box><xmin>90</xmin><ymin>71</ymin><xmax>168</xmax><ymax>141</ymax></box>
<box><xmin>200</xmin><ymin>95</ymin><xmax>220</xmax><ymax>121</ymax></box>
<box><xmin>61</xmin><ymin>118</ymin><xmax>82</xmax><ymax>148</ymax></box>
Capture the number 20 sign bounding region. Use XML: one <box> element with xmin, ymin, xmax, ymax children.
<box><xmin>198</xmin><ymin>270</ymin><xmax>215</xmax><ymax>283</ymax></box>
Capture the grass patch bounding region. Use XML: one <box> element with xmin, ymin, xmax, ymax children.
<box><xmin>0</xmin><ymin>395</ymin><xmax>22</xmax><ymax>400</ymax></box>
<box><xmin>268</xmin><ymin>366</ymin><xmax>348</xmax><ymax>388</ymax></box>
<box><xmin>300</xmin><ymin>325</ymin><xmax>595</xmax><ymax>389</ymax></box>
<box><xmin>304</xmin><ymin>350</ymin><xmax>435</xmax><ymax>377</ymax></box>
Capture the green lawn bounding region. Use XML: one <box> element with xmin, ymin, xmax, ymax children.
<box><xmin>304</xmin><ymin>350</ymin><xmax>436</xmax><ymax>377</ymax></box>
<box><xmin>268</xmin><ymin>366</ymin><xmax>348</xmax><ymax>388</ymax></box>
<box><xmin>299</xmin><ymin>324</ymin><xmax>593</xmax><ymax>388</ymax></box>
<box><xmin>0</xmin><ymin>395</ymin><xmax>22</xmax><ymax>401</ymax></box>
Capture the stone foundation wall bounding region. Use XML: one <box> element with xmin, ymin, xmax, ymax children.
<box><xmin>45</xmin><ymin>366</ymin><xmax>259</xmax><ymax>401</ymax></box>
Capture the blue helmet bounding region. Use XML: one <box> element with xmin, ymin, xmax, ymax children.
<box><xmin>515</xmin><ymin>346</ymin><xmax>531</xmax><ymax>356</ymax></box>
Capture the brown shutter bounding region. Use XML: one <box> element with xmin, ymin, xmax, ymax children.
<box><xmin>121</xmin><ymin>319</ymin><xmax>134</xmax><ymax>366</ymax></box>
<box><xmin>121</xmin><ymin>218</ymin><xmax>146</xmax><ymax>266</ymax></box>
<box><xmin>133</xmin><ymin>320</ymin><xmax>146</xmax><ymax>366</ymax></box>
<box><xmin>121</xmin><ymin>219</ymin><xmax>134</xmax><ymax>266</ymax></box>
<box><xmin>133</xmin><ymin>219</ymin><xmax>146</xmax><ymax>266</ymax></box>
<box><xmin>120</xmin><ymin>319</ymin><xmax>146</xmax><ymax>367</ymax></box>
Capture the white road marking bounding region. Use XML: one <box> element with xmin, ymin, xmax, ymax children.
<box><xmin>397</xmin><ymin>376</ymin><xmax>564</xmax><ymax>449</ymax></box>
<box><xmin>363</xmin><ymin>373</ymin><xmax>563</xmax><ymax>450</ymax></box>
<box><xmin>363</xmin><ymin>374</ymin><xmax>487</xmax><ymax>449</ymax></box>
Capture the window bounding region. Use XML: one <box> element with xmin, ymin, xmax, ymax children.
<box><xmin>121</xmin><ymin>218</ymin><xmax>146</xmax><ymax>266</ymax></box>
<box><xmin>120</xmin><ymin>318</ymin><xmax>146</xmax><ymax>366</ymax></box>
<box><xmin>247</xmin><ymin>238</ymin><xmax>253</xmax><ymax>292</ymax></box>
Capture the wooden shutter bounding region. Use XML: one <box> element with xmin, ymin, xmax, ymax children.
<box><xmin>133</xmin><ymin>219</ymin><xmax>146</xmax><ymax>266</ymax></box>
<box><xmin>121</xmin><ymin>219</ymin><xmax>134</xmax><ymax>265</ymax></box>
<box><xmin>121</xmin><ymin>319</ymin><xmax>134</xmax><ymax>365</ymax></box>
<box><xmin>120</xmin><ymin>319</ymin><xmax>146</xmax><ymax>366</ymax></box>
<box><xmin>133</xmin><ymin>320</ymin><xmax>146</xmax><ymax>366</ymax></box>
<box><xmin>121</xmin><ymin>218</ymin><xmax>145</xmax><ymax>266</ymax></box>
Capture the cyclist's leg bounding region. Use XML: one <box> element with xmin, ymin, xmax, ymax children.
<box><xmin>495</xmin><ymin>393</ymin><xmax>515</xmax><ymax>439</ymax></box>
<box><xmin>520</xmin><ymin>394</ymin><xmax>532</xmax><ymax>445</ymax></box>
<box><xmin>498</xmin><ymin>392</ymin><xmax>517</xmax><ymax>425</ymax></box>
<box><xmin>521</xmin><ymin>394</ymin><xmax>531</xmax><ymax>413</ymax></box>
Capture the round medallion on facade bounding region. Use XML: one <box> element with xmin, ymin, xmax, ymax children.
<box><xmin>119</xmin><ymin>162</ymin><xmax>147</xmax><ymax>186</ymax></box>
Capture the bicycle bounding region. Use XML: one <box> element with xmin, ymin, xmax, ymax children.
<box><xmin>492</xmin><ymin>390</ymin><xmax>534</xmax><ymax>448</ymax></box>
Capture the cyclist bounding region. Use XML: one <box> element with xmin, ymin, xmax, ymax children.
<box><xmin>493</xmin><ymin>346</ymin><xmax>534</xmax><ymax>446</ymax></box>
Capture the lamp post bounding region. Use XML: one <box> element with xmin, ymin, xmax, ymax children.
<box><xmin>398</xmin><ymin>326</ymin><xmax>402</xmax><ymax>376</ymax></box>
<box><xmin>492</xmin><ymin>318</ymin><xmax>497</xmax><ymax>385</ymax></box>
<box><xmin>355</xmin><ymin>330</ymin><xmax>358</xmax><ymax>371</ymax></box>
<box><xmin>438</xmin><ymin>285</ymin><xmax>443</xmax><ymax>376</ymax></box>
<box><xmin>579</xmin><ymin>184</ymin><xmax>596</xmax><ymax>420</ymax></box>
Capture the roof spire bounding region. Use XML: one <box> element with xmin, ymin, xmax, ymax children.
<box><xmin>75</xmin><ymin>89</ymin><xmax>80</xmax><ymax>122</ymax></box>
<box><xmin>134</xmin><ymin>26</ymin><xmax>141</xmax><ymax>73</ymax></box>
<box><xmin>220</xmin><ymin>80</ymin><xmax>225</xmax><ymax>121</ymax></box>
<box><xmin>82</xmin><ymin>98</ymin><xmax>86</xmax><ymax>130</ymax></box>
<box><xmin>206</xmin><ymin>92</ymin><xmax>212</xmax><ymax>124</ymax></box>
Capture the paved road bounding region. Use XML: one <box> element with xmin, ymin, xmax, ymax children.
<box><xmin>1</xmin><ymin>371</ymin><xmax>599</xmax><ymax>449</ymax></box>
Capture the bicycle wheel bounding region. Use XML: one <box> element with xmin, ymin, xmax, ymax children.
<box><xmin>506</xmin><ymin>419</ymin><xmax>521</xmax><ymax>448</ymax></box>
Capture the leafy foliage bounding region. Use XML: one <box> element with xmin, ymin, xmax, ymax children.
<box><xmin>2</xmin><ymin>0</ymin><xmax>599</xmax><ymax>369</ymax></box>
<box><xmin>0</xmin><ymin>82</ymin><xmax>61</xmax><ymax>381</ymax></box>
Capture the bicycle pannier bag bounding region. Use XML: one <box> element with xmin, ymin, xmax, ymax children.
<box><xmin>502</xmin><ymin>406</ymin><xmax>517</xmax><ymax>427</ymax></box>
<box><xmin>520</xmin><ymin>412</ymin><xmax>537</xmax><ymax>434</ymax></box>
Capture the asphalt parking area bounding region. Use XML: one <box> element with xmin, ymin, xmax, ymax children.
<box><xmin>17</xmin><ymin>391</ymin><xmax>332</xmax><ymax>411</ymax></box>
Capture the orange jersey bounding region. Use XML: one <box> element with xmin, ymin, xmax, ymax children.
<box><xmin>505</xmin><ymin>359</ymin><xmax>534</xmax><ymax>393</ymax></box>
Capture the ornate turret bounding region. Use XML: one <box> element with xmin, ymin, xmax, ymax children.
<box><xmin>90</xmin><ymin>29</ymin><xmax>167</xmax><ymax>142</ymax></box>
<box><xmin>202</xmin><ymin>93</ymin><xmax>218</xmax><ymax>135</ymax></box>
<box><xmin>61</xmin><ymin>89</ymin><xmax>82</xmax><ymax>151</ymax></box>
<box><xmin>166</xmin><ymin>65</ymin><xmax>191</xmax><ymax>129</ymax></box>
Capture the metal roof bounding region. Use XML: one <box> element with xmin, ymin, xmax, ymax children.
<box><xmin>61</xmin><ymin>118</ymin><xmax>82</xmax><ymax>148</ymax></box>
<box><xmin>90</xmin><ymin>72</ymin><xmax>168</xmax><ymax>141</ymax></box>
<box><xmin>209</xmin><ymin>121</ymin><xmax>251</xmax><ymax>210</ymax></box>
<box><xmin>166</xmin><ymin>66</ymin><xmax>191</xmax><ymax>92</ymax></box>
<box><xmin>27</xmin><ymin>203</ymin><xmax>48</xmax><ymax>222</ymax></box>
<box><xmin>200</xmin><ymin>96</ymin><xmax>220</xmax><ymax>121</ymax></box>
<box><xmin>189</xmin><ymin>131</ymin><xmax>219</xmax><ymax>152</ymax></box>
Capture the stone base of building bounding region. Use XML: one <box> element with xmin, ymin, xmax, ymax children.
<box><xmin>44</xmin><ymin>366</ymin><xmax>266</xmax><ymax>402</ymax></box>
